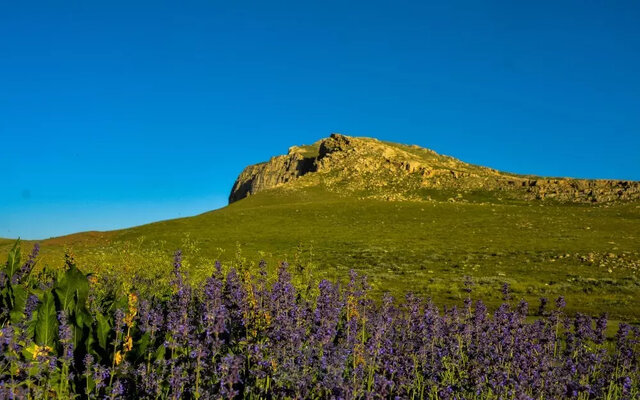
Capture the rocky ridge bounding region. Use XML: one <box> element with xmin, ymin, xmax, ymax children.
<box><xmin>229</xmin><ymin>134</ymin><xmax>640</xmax><ymax>204</ymax></box>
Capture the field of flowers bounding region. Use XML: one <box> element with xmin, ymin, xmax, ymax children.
<box><xmin>1</xmin><ymin>241</ymin><xmax>638</xmax><ymax>399</ymax></box>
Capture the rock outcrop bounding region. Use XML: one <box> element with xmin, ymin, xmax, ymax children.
<box><xmin>229</xmin><ymin>133</ymin><xmax>640</xmax><ymax>204</ymax></box>
<box><xmin>228</xmin><ymin>148</ymin><xmax>317</xmax><ymax>203</ymax></box>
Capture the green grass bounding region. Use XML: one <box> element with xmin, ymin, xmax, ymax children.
<box><xmin>2</xmin><ymin>186</ymin><xmax>639</xmax><ymax>320</ymax></box>
<box><xmin>293</xmin><ymin>143</ymin><xmax>321</xmax><ymax>158</ymax></box>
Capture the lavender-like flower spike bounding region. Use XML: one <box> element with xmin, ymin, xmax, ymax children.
<box><xmin>11</xmin><ymin>242</ymin><xmax>40</xmax><ymax>284</ymax></box>
<box><xmin>83</xmin><ymin>353</ymin><xmax>94</xmax><ymax>372</ymax></box>
<box><xmin>111</xmin><ymin>379</ymin><xmax>125</xmax><ymax>398</ymax></box>
<box><xmin>172</xmin><ymin>250</ymin><xmax>185</xmax><ymax>287</ymax></box>
<box><xmin>463</xmin><ymin>275</ymin><xmax>473</xmax><ymax>295</ymax></box>
<box><xmin>219</xmin><ymin>354</ymin><xmax>243</xmax><ymax>399</ymax></box>
<box><xmin>114</xmin><ymin>308</ymin><xmax>125</xmax><ymax>336</ymax></box>
<box><xmin>501</xmin><ymin>282</ymin><xmax>511</xmax><ymax>302</ymax></box>
<box><xmin>24</xmin><ymin>294</ymin><xmax>39</xmax><ymax>320</ymax></box>
<box><xmin>0</xmin><ymin>250</ymin><xmax>638</xmax><ymax>398</ymax></box>
<box><xmin>594</xmin><ymin>313</ymin><xmax>607</xmax><ymax>345</ymax></box>
<box><xmin>537</xmin><ymin>297</ymin><xmax>548</xmax><ymax>316</ymax></box>
<box><xmin>58</xmin><ymin>310</ymin><xmax>74</xmax><ymax>361</ymax></box>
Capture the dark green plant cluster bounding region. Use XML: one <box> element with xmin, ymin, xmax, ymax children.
<box><xmin>1</xmin><ymin>241</ymin><xmax>639</xmax><ymax>399</ymax></box>
<box><xmin>0</xmin><ymin>241</ymin><xmax>118</xmax><ymax>398</ymax></box>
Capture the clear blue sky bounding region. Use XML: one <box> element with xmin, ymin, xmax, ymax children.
<box><xmin>2</xmin><ymin>1</ymin><xmax>639</xmax><ymax>239</ymax></box>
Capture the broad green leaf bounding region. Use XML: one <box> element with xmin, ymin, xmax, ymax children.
<box><xmin>0</xmin><ymin>289</ymin><xmax>10</xmax><ymax>324</ymax></box>
<box><xmin>54</xmin><ymin>265</ymin><xmax>89</xmax><ymax>312</ymax></box>
<box><xmin>154</xmin><ymin>343</ymin><xmax>166</xmax><ymax>361</ymax></box>
<box><xmin>132</xmin><ymin>332</ymin><xmax>151</xmax><ymax>361</ymax></box>
<box><xmin>35</xmin><ymin>291</ymin><xmax>58</xmax><ymax>347</ymax></box>
<box><xmin>72</xmin><ymin>294</ymin><xmax>92</xmax><ymax>352</ymax></box>
<box><xmin>84</xmin><ymin>373</ymin><xmax>96</xmax><ymax>394</ymax></box>
<box><xmin>95</xmin><ymin>312</ymin><xmax>111</xmax><ymax>351</ymax></box>
<box><xmin>4</xmin><ymin>240</ymin><xmax>21</xmax><ymax>279</ymax></box>
<box><xmin>9</xmin><ymin>284</ymin><xmax>28</xmax><ymax>324</ymax></box>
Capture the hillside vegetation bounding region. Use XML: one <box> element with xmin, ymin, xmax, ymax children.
<box><xmin>2</xmin><ymin>134</ymin><xmax>639</xmax><ymax>320</ymax></box>
<box><xmin>230</xmin><ymin>134</ymin><xmax>640</xmax><ymax>204</ymax></box>
<box><xmin>2</xmin><ymin>243</ymin><xmax>638</xmax><ymax>399</ymax></box>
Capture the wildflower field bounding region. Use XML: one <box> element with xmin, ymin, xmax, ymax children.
<box><xmin>9</xmin><ymin>192</ymin><xmax>639</xmax><ymax>321</ymax></box>
<box><xmin>1</xmin><ymin>241</ymin><xmax>638</xmax><ymax>399</ymax></box>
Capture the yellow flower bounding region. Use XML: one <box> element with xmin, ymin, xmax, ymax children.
<box><xmin>114</xmin><ymin>350</ymin><xmax>123</xmax><ymax>365</ymax></box>
<box><xmin>123</xmin><ymin>335</ymin><xmax>133</xmax><ymax>352</ymax></box>
<box><xmin>264</xmin><ymin>311</ymin><xmax>272</xmax><ymax>326</ymax></box>
<box><xmin>243</xmin><ymin>272</ymin><xmax>258</xmax><ymax>309</ymax></box>
<box><xmin>33</xmin><ymin>345</ymin><xmax>52</xmax><ymax>358</ymax></box>
<box><xmin>354</xmin><ymin>343</ymin><xmax>366</xmax><ymax>367</ymax></box>
<box><xmin>128</xmin><ymin>292</ymin><xmax>138</xmax><ymax>309</ymax></box>
<box><xmin>125</xmin><ymin>292</ymin><xmax>138</xmax><ymax>326</ymax></box>
<box><xmin>347</xmin><ymin>295</ymin><xmax>359</xmax><ymax>320</ymax></box>
<box><xmin>128</xmin><ymin>293</ymin><xmax>138</xmax><ymax>313</ymax></box>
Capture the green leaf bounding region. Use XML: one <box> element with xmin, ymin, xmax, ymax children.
<box><xmin>4</xmin><ymin>240</ymin><xmax>21</xmax><ymax>279</ymax></box>
<box><xmin>35</xmin><ymin>291</ymin><xmax>58</xmax><ymax>347</ymax></box>
<box><xmin>154</xmin><ymin>343</ymin><xmax>166</xmax><ymax>361</ymax></box>
<box><xmin>83</xmin><ymin>373</ymin><xmax>96</xmax><ymax>394</ymax></box>
<box><xmin>9</xmin><ymin>285</ymin><xmax>28</xmax><ymax>324</ymax></box>
<box><xmin>132</xmin><ymin>332</ymin><xmax>151</xmax><ymax>361</ymax></box>
<box><xmin>22</xmin><ymin>342</ymin><xmax>37</xmax><ymax>359</ymax></box>
<box><xmin>95</xmin><ymin>312</ymin><xmax>111</xmax><ymax>352</ymax></box>
<box><xmin>54</xmin><ymin>264</ymin><xmax>89</xmax><ymax>313</ymax></box>
<box><xmin>72</xmin><ymin>295</ymin><xmax>92</xmax><ymax>352</ymax></box>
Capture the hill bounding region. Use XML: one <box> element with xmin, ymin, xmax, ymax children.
<box><xmin>2</xmin><ymin>134</ymin><xmax>640</xmax><ymax>319</ymax></box>
<box><xmin>230</xmin><ymin>133</ymin><xmax>640</xmax><ymax>204</ymax></box>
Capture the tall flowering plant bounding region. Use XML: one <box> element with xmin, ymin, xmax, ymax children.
<box><xmin>0</xmin><ymin>241</ymin><xmax>638</xmax><ymax>399</ymax></box>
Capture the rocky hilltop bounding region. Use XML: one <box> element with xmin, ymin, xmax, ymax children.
<box><xmin>229</xmin><ymin>134</ymin><xmax>640</xmax><ymax>204</ymax></box>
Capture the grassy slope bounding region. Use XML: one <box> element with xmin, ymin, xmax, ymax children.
<box><xmin>4</xmin><ymin>185</ymin><xmax>638</xmax><ymax>320</ymax></box>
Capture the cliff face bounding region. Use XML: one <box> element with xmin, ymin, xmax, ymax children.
<box><xmin>228</xmin><ymin>149</ymin><xmax>317</xmax><ymax>203</ymax></box>
<box><xmin>229</xmin><ymin>133</ymin><xmax>640</xmax><ymax>204</ymax></box>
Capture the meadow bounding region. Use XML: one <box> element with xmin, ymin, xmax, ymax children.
<box><xmin>2</xmin><ymin>172</ymin><xmax>639</xmax><ymax>398</ymax></box>
<box><xmin>1</xmin><ymin>241</ymin><xmax>638</xmax><ymax>399</ymax></box>
<box><xmin>4</xmin><ymin>186</ymin><xmax>639</xmax><ymax>320</ymax></box>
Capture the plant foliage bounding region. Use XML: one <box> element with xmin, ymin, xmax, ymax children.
<box><xmin>0</xmin><ymin>241</ymin><xmax>638</xmax><ymax>399</ymax></box>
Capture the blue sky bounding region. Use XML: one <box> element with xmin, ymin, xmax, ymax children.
<box><xmin>2</xmin><ymin>1</ymin><xmax>639</xmax><ymax>239</ymax></box>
